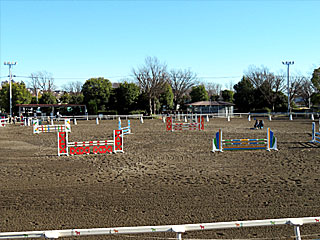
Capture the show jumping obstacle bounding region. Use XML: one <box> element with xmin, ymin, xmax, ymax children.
<box><xmin>212</xmin><ymin>128</ymin><xmax>277</xmax><ymax>152</ymax></box>
<box><xmin>57</xmin><ymin>130</ymin><xmax>123</xmax><ymax>156</ymax></box>
<box><xmin>33</xmin><ymin>119</ymin><xmax>71</xmax><ymax>134</ymax></box>
<box><xmin>0</xmin><ymin>118</ymin><xmax>9</xmax><ymax>127</ymax></box>
<box><xmin>119</xmin><ymin>119</ymin><xmax>131</xmax><ymax>135</ymax></box>
<box><xmin>166</xmin><ymin>116</ymin><xmax>204</xmax><ymax>131</ymax></box>
<box><xmin>311</xmin><ymin>121</ymin><xmax>320</xmax><ymax>144</ymax></box>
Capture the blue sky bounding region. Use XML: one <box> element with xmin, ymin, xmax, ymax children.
<box><xmin>1</xmin><ymin>0</ymin><xmax>319</xmax><ymax>89</ymax></box>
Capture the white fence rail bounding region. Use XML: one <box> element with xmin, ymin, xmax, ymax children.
<box><xmin>0</xmin><ymin>217</ymin><xmax>319</xmax><ymax>240</ymax></box>
<box><xmin>166</xmin><ymin>112</ymin><xmax>320</xmax><ymax>119</ymax></box>
<box><xmin>27</xmin><ymin>112</ymin><xmax>320</xmax><ymax>122</ymax></box>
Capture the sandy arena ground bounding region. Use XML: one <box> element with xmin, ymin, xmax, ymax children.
<box><xmin>0</xmin><ymin>117</ymin><xmax>320</xmax><ymax>240</ymax></box>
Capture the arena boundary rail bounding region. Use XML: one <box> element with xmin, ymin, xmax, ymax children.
<box><xmin>0</xmin><ymin>216</ymin><xmax>319</xmax><ymax>240</ymax></box>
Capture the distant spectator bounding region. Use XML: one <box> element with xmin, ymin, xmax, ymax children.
<box><xmin>254</xmin><ymin>119</ymin><xmax>259</xmax><ymax>129</ymax></box>
<box><xmin>258</xmin><ymin>120</ymin><xmax>264</xmax><ymax>129</ymax></box>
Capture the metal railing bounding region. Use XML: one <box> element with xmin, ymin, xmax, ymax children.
<box><xmin>0</xmin><ymin>216</ymin><xmax>319</xmax><ymax>240</ymax></box>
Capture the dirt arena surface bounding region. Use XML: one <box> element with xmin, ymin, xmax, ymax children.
<box><xmin>1</xmin><ymin>117</ymin><xmax>320</xmax><ymax>240</ymax></box>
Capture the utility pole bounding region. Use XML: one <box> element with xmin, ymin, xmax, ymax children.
<box><xmin>4</xmin><ymin>61</ymin><xmax>17</xmax><ymax>118</ymax></box>
<box><xmin>282</xmin><ymin>61</ymin><xmax>294</xmax><ymax>114</ymax></box>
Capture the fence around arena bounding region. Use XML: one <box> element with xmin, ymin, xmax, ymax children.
<box><xmin>27</xmin><ymin>112</ymin><xmax>320</xmax><ymax>123</ymax></box>
<box><xmin>0</xmin><ymin>216</ymin><xmax>319</xmax><ymax>240</ymax></box>
<box><xmin>160</xmin><ymin>112</ymin><xmax>320</xmax><ymax>121</ymax></box>
<box><xmin>60</xmin><ymin>114</ymin><xmax>143</xmax><ymax>121</ymax></box>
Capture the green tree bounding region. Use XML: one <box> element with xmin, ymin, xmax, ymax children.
<box><xmin>311</xmin><ymin>92</ymin><xmax>320</xmax><ymax>105</ymax></box>
<box><xmin>233</xmin><ymin>77</ymin><xmax>255</xmax><ymax>112</ymax></box>
<box><xmin>221</xmin><ymin>90</ymin><xmax>234</xmax><ymax>102</ymax></box>
<box><xmin>311</xmin><ymin>67</ymin><xmax>320</xmax><ymax>91</ymax></box>
<box><xmin>81</xmin><ymin>77</ymin><xmax>112</xmax><ymax>114</ymax></box>
<box><xmin>136</xmin><ymin>92</ymin><xmax>149</xmax><ymax>114</ymax></box>
<box><xmin>159</xmin><ymin>83</ymin><xmax>174</xmax><ymax>111</ymax></box>
<box><xmin>274</xmin><ymin>92</ymin><xmax>288</xmax><ymax>112</ymax></box>
<box><xmin>87</xmin><ymin>99</ymin><xmax>98</xmax><ymax>115</ymax></box>
<box><xmin>69</xmin><ymin>93</ymin><xmax>84</xmax><ymax>104</ymax></box>
<box><xmin>39</xmin><ymin>91</ymin><xmax>57</xmax><ymax>104</ymax></box>
<box><xmin>59</xmin><ymin>92</ymin><xmax>71</xmax><ymax>104</ymax></box>
<box><xmin>0</xmin><ymin>81</ymin><xmax>32</xmax><ymax>114</ymax></box>
<box><xmin>189</xmin><ymin>85</ymin><xmax>208</xmax><ymax>102</ymax></box>
<box><xmin>114</xmin><ymin>82</ymin><xmax>140</xmax><ymax>114</ymax></box>
<box><xmin>210</xmin><ymin>95</ymin><xmax>220</xmax><ymax>101</ymax></box>
<box><xmin>31</xmin><ymin>96</ymin><xmax>38</xmax><ymax>104</ymax></box>
<box><xmin>245</xmin><ymin>66</ymin><xmax>285</xmax><ymax>111</ymax></box>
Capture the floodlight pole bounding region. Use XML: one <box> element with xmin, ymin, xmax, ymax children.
<box><xmin>282</xmin><ymin>61</ymin><xmax>294</xmax><ymax>114</ymax></box>
<box><xmin>4</xmin><ymin>61</ymin><xmax>17</xmax><ymax>118</ymax></box>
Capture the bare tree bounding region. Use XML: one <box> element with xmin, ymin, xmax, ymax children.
<box><xmin>288</xmin><ymin>76</ymin><xmax>303</xmax><ymax>108</ymax></box>
<box><xmin>225</xmin><ymin>80</ymin><xmax>234</xmax><ymax>91</ymax></box>
<box><xmin>205</xmin><ymin>82</ymin><xmax>222</xmax><ymax>100</ymax></box>
<box><xmin>296</xmin><ymin>76</ymin><xmax>314</xmax><ymax>108</ymax></box>
<box><xmin>62</xmin><ymin>81</ymin><xmax>83</xmax><ymax>95</ymax></box>
<box><xmin>169</xmin><ymin>69</ymin><xmax>197</xmax><ymax>110</ymax></box>
<box><xmin>132</xmin><ymin>57</ymin><xmax>169</xmax><ymax>114</ymax></box>
<box><xmin>245</xmin><ymin>66</ymin><xmax>285</xmax><ymax>111</ymax></box>
<box><xmin>29</xmin><ymin>73</ymin><xmax>40</xmax><ymax>95</ymax></box>
<box><xmin>29</xmin><ymin>71</ymin><xmax>55</xmax><ymax>92</ymax></box>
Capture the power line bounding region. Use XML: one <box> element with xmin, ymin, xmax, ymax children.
<box><xmin>15</xmin><ymin>75</ymin><xmax>133</xmax><ymax>80</ymax></box>
<box><xmin>199</xmin><ymin>76</ymin><xmax>241</xmax><ymax>79</ymax></box>
<box><xmin>13</xmin><ymin>75</ymin><xmax>241</xmax><ymax>80</ymax></box>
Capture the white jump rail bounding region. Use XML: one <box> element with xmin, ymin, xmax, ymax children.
<box><xmin>33</xmin><ymin>119</ymin><xmax>71</xmax><ymax>134</ymax></box>
<box><xmin>0</xmin><ymin>118</ymin><xmax>9</xmax><ymax>127</ymax></box>
<box><xmin>0</xmin><ymin>217</ymin><xmax>319</xmax><ymax>240</ymax></box>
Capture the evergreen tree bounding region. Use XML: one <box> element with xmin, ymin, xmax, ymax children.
<box><xmin>189</xmin><ymin>85</ymin><xmax>208</xmax><ymax>102</ymax></box>
<box><xmin>159</xmin><ymin>83</ymin><xmax>174</xmax><ymax>111</ymax></box>
<box><xmin>233</xmin><ymin>77</ymin><xmax>255</xmax><ymax>112</ymax></box>
<box><xmin>0</xmin><ymin>81</ymin><xmax>32</xmax><ymax>114</ymax></box>
<box><xmin>82</xmin><ymin>77</ymin><xmax>112</xmax><ymax>114</ymax></box>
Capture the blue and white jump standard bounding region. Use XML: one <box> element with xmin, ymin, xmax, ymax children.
<box><xmin>311</xmin><ymin>121</ymin><xmax>320</xmax><ymax>144</ymax></box>
<box><xmin>212</xmin><ymin>128</ymin><xmax>278</xmax><ymax>152</ymax></box>
<box><xmin>118</xmin><ymin>119</ymin><xmax>131</xmax><ymax>135</ymax></box>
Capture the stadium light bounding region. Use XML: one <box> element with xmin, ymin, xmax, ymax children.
<box><xmin>282</xmin><ymin>61</ymin><xmax>294</xmax><ymax>114</ymax></box>
<box><xmin>3</xmin><ymin>61</ymin><xmax>17</xmax><ymax>118</ymax></box>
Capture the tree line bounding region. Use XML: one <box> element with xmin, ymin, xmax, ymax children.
<box><xmin>0</xmin><ymin>57</ymin><xmax>319</xmax><ymax>115</ymax></box>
